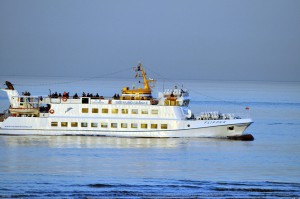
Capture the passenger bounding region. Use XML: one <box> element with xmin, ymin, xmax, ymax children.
<box><xmin>73</xmin><ymin>93</ymin><xmax>79</xmax><ymax>99</ymax></box>
<box><xmin>82</xmin><ymin>92</ymin><xmax>86</xmax><ymax>97</ymax></box>
<box><xmin>96</xmin><ymin>93</ymin><xmax>99</xmax><ymax>98</ymax></box>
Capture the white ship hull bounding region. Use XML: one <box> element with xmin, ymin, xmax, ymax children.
<box><xmin>0</xmin><ymin>117</ymin><xmax>252</xmax><ymax>138</ymax></box>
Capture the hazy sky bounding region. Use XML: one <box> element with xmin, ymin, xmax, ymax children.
<box><xmin>0</xmin><ymin>0</ymin><xmax>299</xmax><ymax>81</ymax></box>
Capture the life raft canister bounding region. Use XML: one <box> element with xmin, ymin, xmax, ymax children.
<box><xmin>49</xmin><ymin>109</ymin><xmax>55</xmax><ymax>114</ymax></box>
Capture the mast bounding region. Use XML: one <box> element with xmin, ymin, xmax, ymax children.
<box><xmin>135</xmin><ymin>63</ymin><xmax>154</xmax><ymax>91</ymax></box>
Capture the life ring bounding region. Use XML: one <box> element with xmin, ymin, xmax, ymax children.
<box><xmin>49</xmin><ymin>109</ymin><xmax>55</xmax><ymax>114</ymax></box>
<box><xmin>62</xmin><ymin>97</ymin><xmax>67</xmax><ymax>102</ymax></box>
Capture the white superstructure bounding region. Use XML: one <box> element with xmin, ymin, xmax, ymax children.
<box><xmin>0</xmin><ymin>64</ymin><xmax>252</xmax><ymax>138</ymax></box>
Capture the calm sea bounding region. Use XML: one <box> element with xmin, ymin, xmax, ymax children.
<box><xmin>0</xmin><ymin>76</ymin><xmax>300</xmax><ymax>198</ymax></box>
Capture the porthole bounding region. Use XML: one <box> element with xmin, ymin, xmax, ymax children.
<box><xmin>187</xmin><ymin>124</ymin><xmax>190</xmax><ymax>127</ymax></box>
<box><xmin>228</xmin><ymin>126</ymin><xmax>234</xmax><ymax>131</ymax></box>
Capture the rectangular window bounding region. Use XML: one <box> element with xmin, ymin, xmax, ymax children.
<box><xmin>101</xmin><ymin>122</ymin><xmax>108</xmax><ymax>128</ymax></box>
<box><xmin>164</xmin><ymin>100</ymin><xmax>170</xmax><ymax>106</ymax></box>
<box><xmin>141</xmin><ymin>123</ymin><xmax>148</xmax><ymax>129</ymax></box>
<box><xmin>111</xmin><ymin>123</ymin><xmax>117</xmax><ymax>128</ymax></box>
<box><xmin>151</xmin><ymin>109</ymin><xmax>158</xmax><ymax>115</ymax></box>
<box><xmin>71</xmin><ymin>122</ymin><xmax>78</xmax><ymax>127</ymax></box>
<box><xmin>151</xmin><ymin>124</ymin><xmax>158</xmax><ymax>129</ymax></box>
<box><xmin>131</xmin><ymin>109</ymin><xmax>138</xmax><ymax>114</ymax></box>
<box><xmin>112</xmin><ymin>108</ymin><xmax>118</xmax><ymax>114</ymax></box>
<box><xmin>92</xmin><ymin>108</ymin><xmax>99</xmax><ymax>113</ymax></box>
<box><xmin>131</xmin><ymin>123</ymin><xmax>138</xmax><ymax>128</ymax></box>
<box><xmin>161</xmin><ymin>124</ymin><xmax>168</xmax><ymax>129</ymax></box>
<box><xmin>122</xmin><ymin>109</ymin><xmax>128</xmax><ymax>114</ymax></box>
<box><xmin>81</xmin><ymin>122</ymin><xmax>88</xmax><ymax>127</ymax></box>
<box><xmin>51</xmin><ymin>122</ymin><xmax>58</xmax><ymax>127</ymax></box>
<box><xmin>82</xmin><ymin>98</ymin><xmax>89</xmax><ymax>104</ymax></box>
<box><xmin>82</xmin><ymin>108</ymin><xmax>88</xmax><ymax>113</ymax></box>
<box><xmin>102</xmin><ymin>108</ymin><xmax>108</xmax><ymax>114</ymax></box>
<box><xmin>141</xmin><ymin>109</ymin><xmax>148</xmax><ymax>114</ymax></box>
<box><xmin>121</xmin><ymin>123</ymin><xmax>127</xmax><ymax>128</ymax></box>
<box><xmin>91</xmin><ymin>123</ymin><xmax>98</xmax><ymax>128</ymax></box>
<box><xmin>61</xmin><ymin>122</ymin><xmax>68</xmax><ymax>127</ymax></box>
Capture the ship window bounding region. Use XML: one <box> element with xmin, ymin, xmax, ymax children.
<box><xmin>102</xmin><ymin>108</ymin><xmax>108</xmax><ymax>114</ymax></box>
<box><xmin>141</xmin><ymin>109</ymin><xmax>148</xmax><ymax>114</ymax></box>
<box><xmin>151</xmin><ymin>109</ymin><xmax>158</xmax><ymax>115</ymax></box>
<box><xmin>151</xmin><ymin>124</ymin><xmax>157</xmax><ymax>129</ymax></box>
<box><xmin>92</xmin><ymin>108</ymin><xmax>99</xmax><ymax>113</ymax></box>
<box><xmin>112</xmin><ymin>109</ymin><xmax>118</xmax><ymax>114</ymax></box>
<box><xmin>91</xmin><ymin>123</ymin><xmax>98</xmax><ymax>128</ymax></box>
<box><xmin>82</xmin><ymin>98</ymin><xmax>89</xmax><ymax>104</ymax></box>
<box><xmin>131</xmin><ymin>123</ymin><xmax>138</xmax><ymax>128</ymax></box>
<box><xmin>121</xmin><ymin>123</ymin><xmax>127</xmax><ymax>128</ymax></box>
<box><xmin>164</xmin><ymin>100</ymin><xmax>170</xmax><ymax>106</ymax></box>
<box><xmin>122</xmin><ymin>109</ymin><xmax>128</xmax><ymax>114</ymax></box>
<box><xmin>61</xmin><ymin>122</ymin><xmax>68</xmax><ymax>127</ymax></box>
<box><xmin>141</xmin><ymin>123</ymin><xmax>148</xmax><ymax>129</ymax></box>
<box><xmin>111</xmin><ymin>123</ymin><xmax>117</xmax><ymax>128</ymax></box>
<box><xmin>81</xmin><ymin>122</ymin><xmax>88</xmax><ymax>127</ymax></box>
<box><xmin>170</xmin><ymin>101</ymin><xmax>176</xmax><ymax>106</ymax></box>
<box><xmin>82</xmin><ymin>108</ymin><xmax>88</xmax><ymax>113</ymax></box>
<box><xmin>51</xmin><ymin>122</ymin><xmax>58</xmax><ymax>127</ymax></box>
<box><xmin>101</xmin><ymin>122</ymin><xmax>108</xmax><ymax>128</ymax></box>
<box><xmin>228</xmin><ymin>126</ymin><xmax>234</xmax><ymax>131</ymax></box>
<box><xmin>161</xmin><ymin>124</ymin><xmax>168</xmax><ymax>129</ymax></box>
<box><xmin>71</xmin><ymin>122</ymin><xmax>78</xmax><ymax>127</ymax></box>
<box><xmin>132</xmin><ymin>109</ymin><xmax>138</xmax><ymax>114</ymax></box>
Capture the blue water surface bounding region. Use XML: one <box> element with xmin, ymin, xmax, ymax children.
<box><xmin>0</xmin><ymin>77</ymin><xmax>300</xmax><ymax>198</ymax></box>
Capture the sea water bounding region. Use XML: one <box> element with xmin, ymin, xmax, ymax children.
<box><xmin>0</xmin><ymin>76</ymin><xmax>299</xmax><ymax>198</ymax></box>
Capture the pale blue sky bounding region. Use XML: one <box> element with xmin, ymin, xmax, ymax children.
<box><xmin>0</xmin><ymin>0</ymin><xmax>299</xmax><ymax>81</ymax></box>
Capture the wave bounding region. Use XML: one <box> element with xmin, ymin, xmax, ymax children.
<box><xmin>1</xmin><ymin>180</ymin><xmax>300</xmax><ymax>198</ymax></box>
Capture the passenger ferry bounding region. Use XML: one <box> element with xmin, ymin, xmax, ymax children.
<box><xmin>0</xmin><ymin>64</ymin><xmax>253</xmax><ymax>138</ymax></box>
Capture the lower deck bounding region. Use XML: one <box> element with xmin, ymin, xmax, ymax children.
<box><xmin>0</xmin><ymin>116</ymin><xmax>252</xmax><ymax>138</ymax></box>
